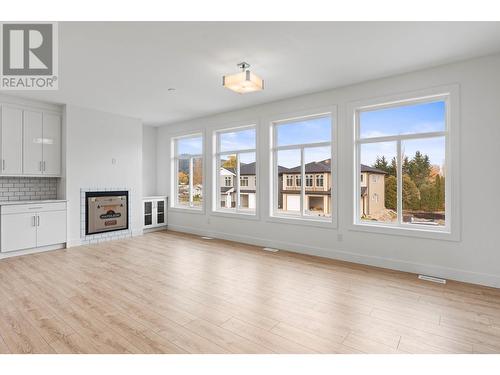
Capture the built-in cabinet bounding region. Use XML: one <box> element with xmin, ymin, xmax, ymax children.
<box><xmin>0</xmin><ymin>104</ymin><xmax>62</xmax><ymax>177</ymax></box>
<box><xmin>143</xmin><ymin>196</ymin><xmax>167</xmax><ymax>230</ymax></box>
<box><xmin>0</xmin><ymin>201</ymin><xmax>67</xmax><ymax>253</ymax></box>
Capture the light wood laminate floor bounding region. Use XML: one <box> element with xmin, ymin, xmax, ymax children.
<box><xmin>1</xmin><ymin>230</ymin><xmax>500</xmax><ymax>354</ymax></box>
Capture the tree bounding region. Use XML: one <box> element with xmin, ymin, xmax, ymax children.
<box><xmin>402</xmin><ymin>175</ymin><xmax>420</xmax><ymax>210</ymax></box>
<box><xmin>222</xmin><ymin>155</ymin><xmax>237</xmax><ymax>169</ymax></box>
<box><xmin>385</xmin><ymin>175</ymin><xmax>397</xmax><ymax>210</ymax></box>
<box><xmin>178</xmin><ymin>171</ymin><xmax>188</xmax><ymax>185</ymax></box>
<box><xmin>373</xmin><ymin>156</ymin><xmax>390</xmax><ymax>174</ymax></box>
<box><xmin>388</xmin><ymin>157</ymin><xmax>397</xmax><ymax>177</ymax></box>
<box><xmin>419</xmin><ymin>183</ymin><xmax>435</xmax><ymax>211</ymax></box>
<box><xmin>407</xmin><ymin>151</ymin><xmax>431</xmax><ymax>188</ymax></box>
<box><xmin>434</xmin><ymin>175</ymin><xmax>445</xmax><ymax>211</ymax></box>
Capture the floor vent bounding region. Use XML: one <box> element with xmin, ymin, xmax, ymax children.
<box><xmin>263</xmin><ymin>247</ymin><xmax>279</xmax><ymax>253</ymax></box>
<box><xmin>418</xmin><ymin>274</ymin><xmax>446</xmax><ymax>284</ymax></box>
<box><xmin>201</xmin><ymin>236</ymin><xmax>213</xmax><ymax>240</ymax></box>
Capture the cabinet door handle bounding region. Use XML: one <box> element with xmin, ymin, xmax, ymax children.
<box><xmin>2</xmin><ymin>159</ymin><xmax>4</xmax><ymax>171</ymax></box>
<box><xmin>43</xmin><ymin>161</ymin><xmax>46</xmax><ymax>172</ymax></box>
<box><xmin>37</xmin><ymin>215</ymin><xmax>40</xmax><ymax>227</ymax></box>
<box><xmin>32</xmin><ymin>215</ymin><xmax>36</xmax><ymax>227</ymax></box>
<box><xmin>39</xmin><ymin>161</ymin><xmax>42</xmax><ymax>171</ymax></box>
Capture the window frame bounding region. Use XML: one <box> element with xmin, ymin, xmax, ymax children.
<box><xmin>269</xmin><ymin>108</ymin><xmax>337</xmax><ymax>227</ymax></box>
<box><xmin>171</xmin><ymin>132</ymin><xmax>205</xmax><ymax>212</ymax></box>
<box><xmin>350</xmin><ymin>85</ymin><xmax>460</xmax><ymax>241</ymax></box>
<box><xmin>213</xmin><ymin>124</ymin><xmax>258</xmax><ymax>216</ymax></box>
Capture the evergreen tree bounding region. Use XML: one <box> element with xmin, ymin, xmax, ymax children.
<box><xmin>419</xmin><ymin>183</ymin><xmax>435</xmax><ymax>211</ymax></box>
<box><xmin>434</xmin><ymin>175</ymin><xmax>445</xmax><ymax>210</ymax></box>
<box><xmin>402</xmin><ymin>175</ymin><xmax>420</xmax><ymax>210</ymax></box>
<box><xmin>388</xmin><ymin>157</ymin><xmax>397</xmax><ymax>177</ymax></box>
<box><xmin>408</xmin><ymin>151</ymin><xmax>431</xmax><ymax>188</ymax></box>
<box><xmin>373</xmin><ymin>156</ymin><xmax>390</xmax><ymax>174</ymax></box>
<box><xmin>385</xmin><ymin>175</ymin><xmax>397</xmax><ymax>210</ymax></box>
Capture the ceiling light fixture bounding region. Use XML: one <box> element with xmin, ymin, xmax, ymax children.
<box><xmin>223</xmin><ymin>62</ymin><xmax>264</xmax><ymax>94</ymax></box>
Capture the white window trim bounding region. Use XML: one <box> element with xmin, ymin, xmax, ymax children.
<box><xmin>213</xmin><ymin>124</ymin><xmax>258</xmax><ymax>217</ymax></box>
<box><xmin>269</xmin><ymin>107</ymin><xmax>337</xmax><ymax>227</ymax></box>
<box><xmin>348</xmin><ymin>85</ymin><xmax>460</xmax><ymax>241</ymax></box>
<box><xmin>170</xmin><ymin>132</ymin><xmax>205</xmax><ymax>213</ymax></box>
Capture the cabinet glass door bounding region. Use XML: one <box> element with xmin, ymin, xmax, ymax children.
<box><xmin>144</xmin><ymin>201</ymin><xmax>152</xmax><ymax>226</ymax></box>
<box><xmin>156</xmin><ymin>200</ymin><xmax>165</xmax><ymax>225</ymax></box>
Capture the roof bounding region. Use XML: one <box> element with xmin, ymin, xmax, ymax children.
<box><xmin>220</xmin><ymin>187</ymin><xmax>234</xmax><ymax>193</ymax></box>
<box><xmin>240</xmin><ymin>162</ymin><xmax>256</xmax><ymax>175</ymax></box>
<box><xmin>222</xmin><ymin>159</ymin><xmax>386</xmax><ymax>176</ymax></box>
<box><xmin>360</xmin><ymin>164</ymin><xmax>387</xmax><ymax>174</ymax></box>
<box><xmin>286</xmin><ymin>159</ymin><xmax>331</xmax><ymax>174</ymax></box>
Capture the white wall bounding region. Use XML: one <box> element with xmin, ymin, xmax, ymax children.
<box><xmin>157</xmin><ymin>53</ymin><xmax>500</xmax><ymax>288</ymax></box>
<box><xmin>65</xmin><ymin>105</ymin><xmax>143</xmax><ymax>246</ymax></box>
<box><xmin>142</xmin><ymin>125</ymin><xmax>158</xmax><ymax>196</ymax></box>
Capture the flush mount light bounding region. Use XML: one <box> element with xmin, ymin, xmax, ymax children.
<box><xmin>223</xmin><ymin>62</ymin><xmax>264</xmax><ymax>94</ymax></box>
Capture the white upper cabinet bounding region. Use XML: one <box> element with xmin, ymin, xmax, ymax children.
<box><xmin>0</xmin><ymin>103</ymin><xmax>61</xmax><ymax>177</ymax></box>
<box><xmin>42</xmin><ymin>112</ymin><xmax>61</xmax><ymax>175</ymax></box>
<box><xmin>0</xmin><ymin>106</ymin><xmax>23</xmax><ymax>175</ymax></box>
<box><xmin>23</xmin><ymin>109</ymin><xmax>44</xmax><ymax>175</ymax></box>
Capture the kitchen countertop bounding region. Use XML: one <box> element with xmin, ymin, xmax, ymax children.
<box><xmin>0</xmin><ymin>199</ymin><xmax>67</xmax><ymax>206</ymax></box>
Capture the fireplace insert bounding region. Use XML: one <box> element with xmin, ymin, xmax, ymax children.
<box><xmin>85</xmin><ymin>191</ymin><xmax>129</xmax><ymax>235</ymax></box>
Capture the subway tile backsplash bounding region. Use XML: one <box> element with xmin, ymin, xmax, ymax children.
<box><xmin>0</xmin><ymin>177</ymin><xmax>58</xmax><ymax>201</ymax></box>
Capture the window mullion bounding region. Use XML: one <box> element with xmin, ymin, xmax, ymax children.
<box><xmin>236</xmin><ymin>153</ymin><xmax>240</xmax><ymax>211</ymax></box>
<box><xmin>300</xmin><ymin>147</ymin><xmax>305</xmax><ymax>216</ymax></box>
<box><xmin>189</xmin><ymin>157</ymin><xmax>194</xmax><ymax>207</ymax></box>
<box><xmin>397</xmin><ymin>140</ymin><xmax>403</xmax><ymax>225</ymax></box>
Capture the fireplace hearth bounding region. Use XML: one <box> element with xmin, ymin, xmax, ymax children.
<box><xmin>85</xmin><ymin>191</ymin><xmax>129</xmax><ymax>236</ymax></box>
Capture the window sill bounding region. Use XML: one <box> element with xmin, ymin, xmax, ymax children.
<box><xmin>267</xmin><ymin>215</ymin><xmax>336</xmax><ymax>229</ymax></box>
<box><xmin>349</xmin><ymin>222</ymin><xmax>460</xmax><ymax>241</ymax></box>
<box><xmin>211</xmin><ymin>210</ymin><xmax>259</xmax><ymax>221</ymax></box>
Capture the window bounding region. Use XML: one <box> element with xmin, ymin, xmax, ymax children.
<box><xmin>355</xmin><ymin>97</ymin><xmax>450</xmax><ymax>231</ymax></box>
<box><xmin>316</xmin><ymin>174</ymin><xmax>324</xmax><ymax>187</ymax></box>
<box><xmin>173</xmin><ymin>134</ymin><xmax>203</xmax><ymax>209</ymax></box>
<box><xmin>215</xmin><ymin>126</ymin><xmax>256</xmax><ymax>214</ymax></box>
<box><xmin>272</xmin><ymin>113</ymin><xmax>333</xmax><ymax>220</ymax></box>
<box><xmin>306</xmin><ymin>175</ymin><xmax>313</xmax><ymax>187</ymax></box>
<box><xmin>295</xmin><ymin>175</ymin><xmax>301</xmax><ymax>187</ymax></box>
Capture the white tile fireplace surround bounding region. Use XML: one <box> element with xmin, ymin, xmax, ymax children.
<box><xmin>80</xmin><ymin>187</ymin><xmax>133</xmax><ymax>245</ymax></box>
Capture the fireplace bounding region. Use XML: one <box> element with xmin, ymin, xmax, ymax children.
<box><xmin>85</xmin><ymin>191</ymin><xmax>129</xmax><ymax>236</ymax></box>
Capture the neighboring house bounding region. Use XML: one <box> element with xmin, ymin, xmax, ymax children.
<box><xmin>219</xmin><ymin>162</ymin><xmax>257</xmax><ymax>209</ymax></box>
<box><xmin>280</xmin><ymin>160</ymin><xmax>332</xmax><ymax>216</ymax></box>
<box><xmin>360</xmin><ymin>165</ymin><xmax>387</xmax><ymax>217</ymax></box>
<box><xmin>218</xmin><ymin>159</ymin><xmax>386</xmax><ymax>217</ymax></box>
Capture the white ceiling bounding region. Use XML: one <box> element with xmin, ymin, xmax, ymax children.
<box><xmin>12</xmin><ymin>22</ymin><xmax>500</xmax><ymax>125</ymax></box>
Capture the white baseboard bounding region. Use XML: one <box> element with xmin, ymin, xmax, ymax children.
<box><xmin>167</xmin><ymin>224</ymin><xmax>500</xmax><ymax>289</ymax></box>
<box><xmin>0</xmin><ymin>243</ymin><xmax>66</xmax><ymax>260</ymax></box>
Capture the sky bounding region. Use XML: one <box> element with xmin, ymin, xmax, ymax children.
<box><xmin>220</xmin><ymin>129</ymin><xmax>256</xmax><ymax>152</ymax></box>
<box><xmin>177</xmin><ymin>136</ymin><xmax>203</xmax><ymax>155</ymax></box>
<box><xmin>276</xmin><ymin>116</ymin><xmax>331</xmax><ymax>147</ymax></box>
<box><xmin>360</xmin><ymin>101</ymin><xmax>446</xmax><ymax>169</ymax></box>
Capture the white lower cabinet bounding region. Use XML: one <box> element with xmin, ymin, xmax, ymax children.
<box><xmin>0</xmin><ymin>212</ymin><xmax>37</xmax><ymax>252</ymax></box>
<box><xmin>0</xmin><ymin>201</ymin><xmax>67</xmax><ymax>253</ymax></box>
<box><xmin>143</xmin><ymin>196</ymin><xmax>167</xmax><ymax>230</ymax></box>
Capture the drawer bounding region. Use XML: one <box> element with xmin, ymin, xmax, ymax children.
<box><xmin>1</xmin><ymin>202</ymin><xmax>67</xmax><ymax>215</ymax></box>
